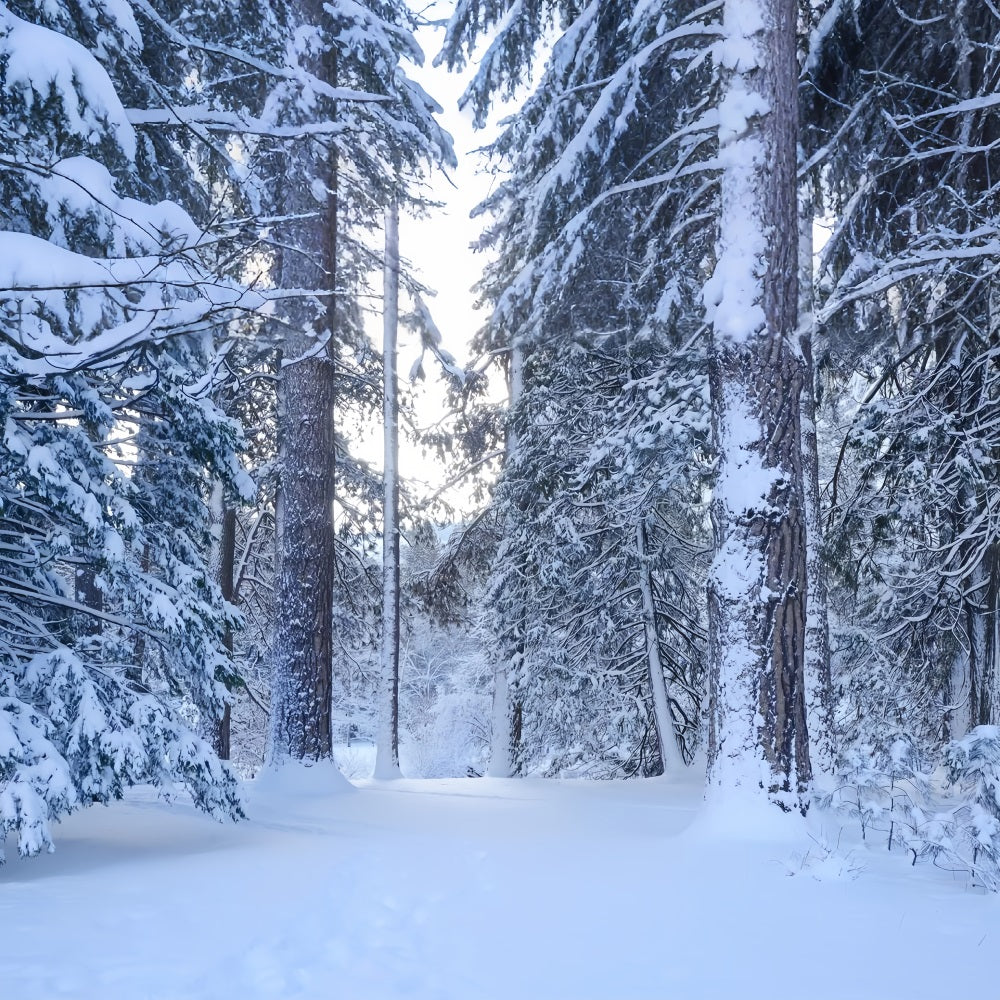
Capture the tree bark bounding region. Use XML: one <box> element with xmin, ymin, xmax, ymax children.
<box><xmin>375</xmin><ymin>200</ymin><xmax>402</xmax><ymax>779</ymax></box>
<box><xmin>214</xmin><ymin>503</ymin><xmax>237</xmax><ymax>760</ymax></box>
<box><xmin>270</xmin><ymin>350</ymin><xmax>336</xmax><ymax>761</ymax></box>
<box><xmin>705</xmin><ymin>0</ymin><xmax>812</xmax><ymax>810</ymax></box>
<box><xmin>267</xmin><ymin>2</ymin><xmax>338</xmax><ymax>763</ymax></box>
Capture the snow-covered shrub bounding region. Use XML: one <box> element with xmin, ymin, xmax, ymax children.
<box><xmin>942</xmin><ymin>727</ymin><xmax>1000</xmax><ymax>882</ymax></box>
<box><xmin>821</xmin><ymin>728</ymin><xmax>1000</xmax><ymax>890</ymax></box>
<box><xmin>824</xmin><ymin>735</ymin><xmax>931</xmax><ymax>848</ymax></box>
<box><xmin>1</xmin><ymin>648</ymin><xmax>242</xmax><ymax>862</ymax></box>
<box><xmin>399</xmin><ymin>609</ymin><xmax>491</xmax><ymax>777</ymax></box>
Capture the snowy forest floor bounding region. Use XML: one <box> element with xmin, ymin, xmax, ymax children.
<box><xmin>2</xmin><ymin>766</ymin><xmax>997</xmax><ymax>1000</ymax></box>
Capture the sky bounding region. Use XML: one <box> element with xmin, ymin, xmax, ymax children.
<box><xmin>404</xmin><ymin>19</ymin><xmax>496</xmax><ymax>363</ymax></box>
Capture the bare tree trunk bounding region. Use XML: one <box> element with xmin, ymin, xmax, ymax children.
<box><xmin>636</xmin><ymin>517</ymin><xmax>685</xmax><ymax>772</ymax></box>
<box><xmin>375</xmin><ymin>200</ymin><xmax>402</xmax><ymax>779</ymax></box>
<box><xmin>214</xmin><ymin>503</ymin><xmax>237</xmax><ymax>760</ymax></box>
<box><xmin>978</xmin><ymin>543</ymin><xmax>1000</xmax><ymax>725</ymax></box>
<box><xmin>488</xmin><ymin>661</ymin><xmax>514</xmax><ymax>777</ymax></box>
<box><xmin>488</xmin><ymin>340</ymin><xmax>525</xmax><ymax>779</ymax></box>
<box><xmin>270</xmin><ymin>349</ymin><xmax>336</xmax><ymax>761</ymax></box>
<box><xmin>268</xmin><ymin>6</ymin><xmax>337</xmax><ymax>764</ymax></box>
<box><xmin>799</xmin><ymin>182</ymin><xmax>835</xmax><ymax>778</ymax></box>
<box><xmin>705</xmin><ymin>0</ymin><xmax>812</xmax><ymax>810</ymax></box>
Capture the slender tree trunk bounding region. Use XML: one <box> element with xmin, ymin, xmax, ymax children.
<box><xmin>798</xmin><ymin>182</ymin><xmax>835</xmax><ymax>777</ymax></box>
<box><xmin>375</xmin><ymin>200</ymin><xmax>402</xmax><ymax>779</ymax></box>
<box><xmin>129</xmin><ymin>543</ymin><xmax>150</xmax><ymax>685</ymax></box>
<box><xmin>488</xmin><ymin>340</ymin><xmax>525</xmax><ymax>779</ymax></box>
<box><xmin>488</xmin><ymin>661</ymin><xmax>514</xmax><ymax>777</ymax></box>
<box><xmin>705</xmin><ymin>0</ymin><xmax>812</xmax><ymax>810</ymax></box>
<box><xmin>636</xmin><ymin>517</ymin><xmax>685</xmax><ymax>773</ymax></box>
<box><xmin>214</xmin><ymin>503</ymin><xmax>237</xmax><ymax>760</ymax></box>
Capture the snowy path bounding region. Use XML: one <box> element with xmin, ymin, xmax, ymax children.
<box><xmin>2</xmin><ymin>771</ymin><xmax>997</xmax><ymax>999</ymax></box>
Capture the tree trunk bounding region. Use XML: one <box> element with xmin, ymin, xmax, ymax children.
<box><xmin>488</xmin><ymin>660</ymin><xmax>514</xmax><ymax>777</ymax></box>
<box><xmin>798</xmin><ymin>181</ymin><xmax>835</xmax><ymax>778</ymax></box>
<box><xmin>705</xmin><ymin>0</ymin><xmax>812</xmax><ymax>810</ymax></box>
<box><xmin>214</xmin><ymin>503</ymin><xmax>237</xmax><ymax>760</ymax></box>
<box><xmin>270</xmin><ymin>352</ymin><xmax>336</xmax><ymax>761</ymax></box>
<box><xmin>488</xmin><ymin>340</ymin><xmax>525</xmax><ymax>779</ymax></box>
<box><xmin>267</xmin><ymin>3</ymin><xmax>338</xmax><ymax>763</ymax></box>
<box><xmin>375</xmin><ymin>200</ymin><xmax>402</xmax><ymax>779</ymax></box>
<box><xmin>636</xmin><ymin>517</ymin><xmax>685</xmax><ymax>773</ymax></box>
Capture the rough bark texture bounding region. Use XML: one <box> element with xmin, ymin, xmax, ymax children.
<box><xmin>375</xmin><ymin>201</ymin><xmax>401</xmax><ymax>779</ymax></box>
<box><xmin>970</xmin><ymin>543</ymin><xmax>1000</xmax><ymax>726</ymax></box>
<box><xmin>268</xmin><ymin>0</ymin><xmax>337</xmax><ymax>763</ymax></box>
<box><xmin>270</xmin><ymin>352</ymin><xmax>336</xmax><ymax>761</ymax></box>
<box><xmin>706</xmin><ymin>0</ymin><xmax>812</xmax><ymax>809</ymax></box>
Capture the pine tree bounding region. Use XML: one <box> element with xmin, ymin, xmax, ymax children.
<box><xmin>806</xmin><ymin>0</ymin><xmax>1000</xmax><ymax>748</ymax></box>
<box><xmin>439</xmin><ymin>0</ymin><xmax>720</xmax><ymax>775</ymax></box>
<box><xmin>0</xmin><ymin>0</ymin><xmax>250</xmax><ymax>859</ymax></box>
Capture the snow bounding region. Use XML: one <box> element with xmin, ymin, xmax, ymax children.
<box><xmin>0</xmin><ymin>6</ymin><xmax>136</xmax><ymax>158</ymax></box>
<box><xmin>2</xmin><ymin>770</ymin><xmax>998</xmax><ymax>999</ymax></box>
<box><xmin>716</xmin><ymin>1</ymin><xmax>764</xmax><ymax>73</ymax></box>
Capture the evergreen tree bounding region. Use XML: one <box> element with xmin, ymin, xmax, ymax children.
<box><xmin>704</xmin><ymin>0</ymin><xmax>812</xmax><ymax>809</ymax></box>
<box><xmin>439</xmin><ymin>0</ymin><xmax>720</xmax><ymax>775</ymax></box>
<box><xmin>0</xmin><ymin>0</ymin><xmax>250</xmax><ymax>859</ymax></box>
<box><xmin>806</xmin><ymin>0</ymin><xmax>1000</xmax><ymax>748</ymax></box>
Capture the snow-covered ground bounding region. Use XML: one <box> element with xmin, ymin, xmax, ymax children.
<box><xmin>2</xmin><ymin>766</ymin><xmax>997</xmax><ymax>999</ymax></box>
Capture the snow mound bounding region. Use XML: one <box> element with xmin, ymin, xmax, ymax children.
<box><xmin>245</xmin><ymin>760</ymin><xmax>354</xmax><ymax>814</ymax></box>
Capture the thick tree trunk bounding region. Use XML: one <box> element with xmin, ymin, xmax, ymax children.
<box><xmin>270</xmin><ymin>352</ymin><xmax>336</xmax><ymax>761</ymax></box>
<box><xmin>268</xmin><ymin>2</ymin><xmax>338</xmax><ymax>764</ymax></box>
<box><xmin>375</xmin><ymin>201</ymin><xmax>402</xmax><ymax>779</ymax></box>
<box><xmin>636</xmin><ymin>517</ymin><xmax>685</xmax><ymax>773</ymax></box>
<box><xmin>974</xmin><ymin>543</ymin><xmax>1000</xmax><ymax>725</ymax></box>
<box><xmin>705</xmin><ymin>0</ymin><xmax>812</xmax><ymax>810</ymax></box>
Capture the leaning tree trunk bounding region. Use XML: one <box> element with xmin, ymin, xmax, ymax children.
<box><xmin>636</xmin><ymin>516</ymin><xmax>685</xmax><ymax>773</ymax></box>
<box><xmin>705</xmin><ymin>0</ymin><xmax>812</xmax><ymax>810</ymax></box>
<box><xmin>374</xmin><ymin>200</ymin><xmax>402</xmax><ymax>779</ymax></box>
<box><xmin>267</xmin><ymin>8</ymin><xmax>337</xmax><ymax>763</ymax></box>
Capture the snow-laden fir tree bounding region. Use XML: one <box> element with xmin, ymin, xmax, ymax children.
<box><xmin>439</xmin><ymin>0</ymin><xmax>723</xmax><ymax>776</ymax></box>
<box><xmin>806</xmin><ymin>0</ymin><xmax>1000</xmax><ymax>750</ymax></box>
<box><xmin>0</xmin><ymin>0</ymin><xmax>254</xmax><ymax>858</ymax></box>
